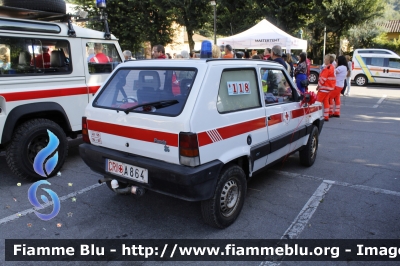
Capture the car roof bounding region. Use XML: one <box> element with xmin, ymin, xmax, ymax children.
<box><xmin>0</xmin><ymin>16</ymin><xmax>118</xmax><ymax>40</ymax></box>
<box><xmin>120</xmin><ymin>58</ymin><xmax>285</xmax><ymax>69</ymax></box>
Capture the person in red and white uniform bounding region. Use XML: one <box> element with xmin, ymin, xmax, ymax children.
<box><xmin>316</xmin><ymin>54</ymin><xmax>336</xmax><ymax>121</ymax></box>
<box><xmin>90</xmin><ymin>43</ymin><xmax>113</xmax><ymax>63</ymax></box>
<box><xmin>329</xmin><ymin>55</ymin><xmax>348</xmax><ymax>118</ymax></box>
<box><xmin>32</xmin><ymin>46</ymin><xmax>51</xmax><ymax>68</ymax></box>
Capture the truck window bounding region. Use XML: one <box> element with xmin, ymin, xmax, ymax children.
<box><xmin>217</xmin><ymin>68</ymin><xmax>261</xmax><ymax>113</ymax></box>
<box><xmin>0</xmin><ymin>37</ymin><xmax>71</xmax><ymax>75</ymax></box>
<box><xmin>261</xmin><ymin>68</ymin><xmax>294</xmax><ymax>105</ymax></box>
<box><xmin>87</xmin><ymin>42</ymin><xmax>122</xmax><ymax>74</ymax></box>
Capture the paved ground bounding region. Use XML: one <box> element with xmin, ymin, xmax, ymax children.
<box><xmin>0</xmin><ymin>83</ymin><xmax>399</xmax><ymax>266</ymax></box>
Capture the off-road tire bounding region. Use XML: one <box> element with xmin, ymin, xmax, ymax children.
<box><xmin>201</xmin><ymin>164</ymin><xmax>247</xmax><ymax>229</ymax></box>
<box><xmin>1</xmin><ymin>0</ymin><xmax>66</xmax><ymax>14</ymax></box>
<box><xmin>299</xmin><ymin>126</ymin><xmax>319</xmax><ymax>167</ymax></box>
<box><xmin>5</xmin><ymin>118</ymin><xmax>68</xmax><ymax>181</ymax></box>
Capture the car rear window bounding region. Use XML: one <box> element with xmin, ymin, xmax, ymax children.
<box><xmin>93</xmin><ymin>68</ymin><xmax>197</xmax><ymax>116</ymax></box>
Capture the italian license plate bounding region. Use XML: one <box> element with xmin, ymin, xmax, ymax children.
<box><xmin>105</xmin><ymin>159</ymin><xmax>148</xmax><ymax>183</ymax></box>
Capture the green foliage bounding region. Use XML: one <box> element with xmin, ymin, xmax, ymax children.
<box><xmin>371</xmin><ymin>32</ymin><xmax>400</xmax><ymax>53</ymax></box>
<box><xmin>307</xmin><ymin>0</ymin><xmax>385</xmax><ymax>59</ymax></box>
<box><xmin>215</xmin><ymin>0</ymin><xmax>262</xmax><ymax>36</ymax></box>
<box><xmin>256</xmin><ymin>0</ymin><xmax>314</xmax><ymax>36</ymax></box>
<box><xmin>68</xmin><ymin>0</ymin><xmax>396</xmax><ymax>59</ymax></box>
<box><xmin>70</xmin><ymin>0</ymin><xmax>175</xmax><ymax>52</ymax></box>
<box><xmin>169</xmin><ymin>0</ymin><xmax>212</xmax><ymax>52</ymax></box>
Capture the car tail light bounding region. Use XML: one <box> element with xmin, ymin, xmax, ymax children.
<box><xmin>82</xmin><ymin>117</ymin><xmax>91</xmax><ymax>144</ymax></box>
<box><xmin>179</xmin><ymin>132</ymin><xmax>200</xmax><ymax>167</ymax></box>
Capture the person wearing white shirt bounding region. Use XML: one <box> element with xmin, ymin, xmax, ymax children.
<box><xmin>344</xmin><ymin>55</ymin><xmax>352</xmax><ymax>95</ymax></box>
<box><xmin>330</xmin><ymin>55</ymin><xmax>348</xmax><ymax>118</ymax></box>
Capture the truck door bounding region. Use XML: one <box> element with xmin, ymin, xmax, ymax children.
<box><xmin>81</xmin><ymin>40</ymin><xmax>123</xmax><ymax>102</ymax></box>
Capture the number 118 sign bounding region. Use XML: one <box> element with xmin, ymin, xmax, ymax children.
<box><xmin>227</xmin><ymin>81</ymin><xmax>251</xmax><ymax>96</ymax></box>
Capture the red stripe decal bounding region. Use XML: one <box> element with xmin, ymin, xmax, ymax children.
<box><xmin>89</xmin><ymin>86</ymin><xmax>101</xmax><ymax>94</ymax></box>
<box><xmin>197</xmin><ymin>132</ymin><xmax>213</xmax><ymax>146</ymax></box>
<box><xmin>87</xmin><ymin>120</ymin><xmax>178</xmax><ymax>147</ymax></box>
<box><xmin>292</xmin><ymin>108</ymin><xmax>305</xmax><ymax>119</ymax></box>
<box><xmin>268</xmin><ymin>114</ymin><xmax>282</xmax><ymax>126</ymax></box>
<box><xmin>218</xmin><ymin>118</ymin><xmax>265</xmax><ymax>140</ymax></box>
<box><xmin>198</xmin><ymin>118</ymin><xmax>265</xmax><ymax>147</ymax></box>
<box><xmin>1</xmin><ymin>85</ymin><xmax>101</xmax><ymax>102</ymax></box>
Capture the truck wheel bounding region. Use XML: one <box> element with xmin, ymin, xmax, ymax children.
<box><xmin>299</xmin><ymin>126</ymin><xmax>319</xmax><ymax>167</ymax></box>
<box><xmin>2</xmin><ymin>0</ymin><xmax>66</xmax><ymax>14</ymax></box>
<box><xmin>355</xmin><ymin>74</ymin><xmax>368</xmax><ymax>86</ymax></box>
<box><xmin>201</xmin><ymin>165</ymin><xmax>247</xmax><ymax>229</ymax></box>
<box><xmin>5</xmin><ymin>119</ymin><xmax>68</xmax><ymax>180</ymax></box>
<box><xmin>309</xmin><ymin>72</ymin><xmax>319</xmax><ymax>84</ymax></box>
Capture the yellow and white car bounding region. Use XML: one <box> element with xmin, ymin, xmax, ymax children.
<box><xmin>352</xmin><ymin>48</ymin><xmax>400</xmax><ymax>86</ymax></box>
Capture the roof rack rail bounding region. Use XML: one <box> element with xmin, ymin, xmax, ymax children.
<box><xmin>0</xmin><ymin>5</ymin><xmax>111</xmax><ymax>39</ymax></box>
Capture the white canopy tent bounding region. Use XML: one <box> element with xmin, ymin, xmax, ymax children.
<box><xmin>217</xmin><ymin>19</ymin><xmax>307</xmax><ymax>51</ymax></box>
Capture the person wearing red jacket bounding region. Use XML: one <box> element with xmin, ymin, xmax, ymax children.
<box><xmin>152</xmin><ymin>45</ymin><xmax>167</xmax><ymax>59</ymax></box>
<box><xmin>316</xmin><ymin>54</ymin><xmax>336</xmax><ymax>121</ymax></box>
<box><xmin>32</xmin><ymin>46</ymin><xmax>51</xmax><ymax>68</ymax></box>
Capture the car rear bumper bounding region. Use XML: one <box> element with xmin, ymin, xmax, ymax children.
<box><xmin>79</xmin><ymin>143</ymin><xmax>223</xmax><ymax>201</ymax></box>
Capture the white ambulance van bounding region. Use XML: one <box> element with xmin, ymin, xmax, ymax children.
<box><xmin>352</xmin><ymin>48</ymin><xmax>400</xmax><ymax>86</ymax></box>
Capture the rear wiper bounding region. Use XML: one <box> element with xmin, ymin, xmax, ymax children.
<box><xmin>123</xmin><ymin>100</ymin><xmax>179</xmax><ymax>114</ymax></box>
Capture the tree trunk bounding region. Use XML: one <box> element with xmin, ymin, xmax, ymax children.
<box><xmin>144</xmin><ymin>42</ymin><xmax>152</xmax><ymax>59</ymax></box>
<box><xmin>186</xmin><ymin>27</ymin><xmax>195</xmax><ymax>52</ymax></box>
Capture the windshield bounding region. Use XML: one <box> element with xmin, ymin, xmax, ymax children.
<box><xmin>93</xmin><ymin>68</ymin><xmax>197</xmax><ymax>116</ymax></box>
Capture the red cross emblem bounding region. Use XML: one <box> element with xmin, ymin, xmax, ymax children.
<box><xmin>119</xmin><ymin>165</ymin><xmax>123</xmax><ymax>173</ymax></box>
<box><xmin>285</xmin><ymin>112</ymin><xmax>289</xmax><ymax>120</ymax></box>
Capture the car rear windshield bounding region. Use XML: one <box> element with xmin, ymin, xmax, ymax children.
<box><xmin>93</xmin><ymin>68</ymin><xmax>197</xmax><ymax>116</ymax></box>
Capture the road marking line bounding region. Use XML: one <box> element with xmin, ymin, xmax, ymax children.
<box><xmin>273</xmin><ymin>170</ymin><xmax>400</xmax><ymax>197</ymax></box>
<box><xmin>373</xmin><ymin>95</ymin><xmax>387</xmax><ymax>108</ymax></box>
<box><xmin>281</xmin><ymin>180</ymin><xmax>334</xmax><ymax>240</ymax></box>
<box><xmin>260</xmin><ymin>181</ymin><xmax>333</xmax><ymax>266</ymax></box>
<box><xmin>0</xmin><ymin>183</ymin><xmax>104</xmax><ymax>226</ymax></box>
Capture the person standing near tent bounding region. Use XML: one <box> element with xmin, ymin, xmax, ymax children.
<box><xmin>316</xmin><ymin>54</ymin><xmax>336</xmax><ymax>121</ymax></box>
<box><xmin>270</xmin><ymin>45</ymin><xmax>286</xmax><ymax>68</ymax></box>
<box><xmin>294</xmin><ymin>53</ymin><xmax>308</xmax><ymax>93</ymax></box>
<box><xmin>263</xmin><ymin>48</ymin><xmax>271</xmax><ymax>60</ymax></box>
<box><xmin>223</xmin><ymin>45</ymin><xmax>234</xmax><ymax>58</ymax></box>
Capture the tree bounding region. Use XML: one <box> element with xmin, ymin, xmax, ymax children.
<box><xmin>69</xmin><ymin>0</ymin><xmax>175</xmax><ymax>52</ymax></box>
<box><xmin>169</xmin><ymin>0</ymin><xmax>212</xmax><ymax>52</ymax></box>
<box><xmin>255</xmin><ymin>0</ymin><xmax>314</xmax><ymax>36</ymax></box>
<box><xmin>313</xmin><ymin>0</ymin><xmax>385</xmax><ymax>55</ymax></box>
<box><xmin>216</xmin><ymin>0</ymin><xmax>263</xmax><ymax>36</ymax></box>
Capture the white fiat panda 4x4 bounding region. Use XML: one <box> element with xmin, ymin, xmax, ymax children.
<box><xmin>79</xmin><ymin>58</ymin><xmax>325</xmax><ymax>228</ymax></box>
